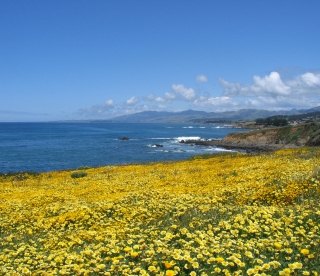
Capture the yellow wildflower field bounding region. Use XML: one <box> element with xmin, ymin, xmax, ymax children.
<box><xmin>0</xmin><ymin>148</ymin><xmax>319</xmax><ymax>275</ymax></box>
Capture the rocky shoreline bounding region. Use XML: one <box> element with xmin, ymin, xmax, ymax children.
<box><xmin>180</xmin><ymin>139</ymin><xmax>280</xmax><ymax>153</ymax></box>
<box><xmin>180</xmin><ymin>122</ymin><xmax>320</xmax><ymax>153</ymax></box>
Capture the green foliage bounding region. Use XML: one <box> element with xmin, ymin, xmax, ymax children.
<box><xmin>312</xmin><ymin>166</ymin><xmax>320</xmax><ymax>179</ymax></box>
<box><xmin>256</xmin><ymin>116</ymin><xmax>289</xmax><ymax>126</ymax></box>
<box><xmin>0</xmin><ymin>171</ymin><xmax>39</xmax><ymax>181</ymax></box>
<box><xmin>70</xmin><ymin>171</ymin><xmax>87</xmax><ymax>179</ymax></box>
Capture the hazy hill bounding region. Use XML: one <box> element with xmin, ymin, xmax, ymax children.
<box><xmin>110</xmin><ymin>110</ymin><xmax>208</xmax><ymax>123</ymax></box>
<box><xmin>109</xmin><ymin>107</ymin><xmax>320</xmax><ymax>123</ymax></box>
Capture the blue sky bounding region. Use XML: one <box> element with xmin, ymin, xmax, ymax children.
<box><xmin>1</xmin><ymin>0</ymin><xmax>320</xmax><ymax>121</ymax></box>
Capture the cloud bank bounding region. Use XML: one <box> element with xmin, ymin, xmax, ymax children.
<box><xmin>220</xmin><ymin>71</ymin><xmax>320</xmax><ymax>110</ymax></box>
<box><xmin>222</xmin><ymin>71</ymin><xmax>320</xmax><ymax>97</ymax></box>
<box><xmin>196</xmin><ymin>74</ymin><xmax>208</xmax><ymax>83</ymax></box>
<box><xmin>172</xmin><ymin>84</ymin><xmax>196</xmax><ymax>100</ymax></box>
<box><xmin>78</xmin><ymin>71</ymin><xmax>320</xmax><ymax>118</ymax></box>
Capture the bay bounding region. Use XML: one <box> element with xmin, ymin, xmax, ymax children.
<box><xmin>0</xmin><ymin>122</ymin><xmax>244</xmax><ymax>173</ymax></box>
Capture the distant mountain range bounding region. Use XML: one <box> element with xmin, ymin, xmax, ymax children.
<box><xmin>109</xmin><ymin>106</ymin><xmax>320</xmax><ymax>123</ymax></box>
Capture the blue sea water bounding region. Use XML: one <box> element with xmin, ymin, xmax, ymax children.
<box><xmin>0</xmin><ymin>122</ymin><xmax>244</xmax><ymax>173</ymax></box>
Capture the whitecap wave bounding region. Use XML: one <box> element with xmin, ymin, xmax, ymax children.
<box><xmin>174</xmin><ymin>136</ymin><xmax>202</xmax><ymax>142</ymax></box>
<box><xmin>182</xmin><ymin>126</ymin><xmax>194</xmax><ymax>129</ymax></box>
<box><xmin>205</xmin><ymin>147</ymin><xmax>234</xmax><ymax>152</ymax></box>
<box><xmin>147</xmin><ymin>144</ymin><xmax>164</xmax><ymax>148</ymax></box>
<box><xmin>213</xmin><ymin>124</ymin><xmax>234</xmax><ymax>129</ymax></box>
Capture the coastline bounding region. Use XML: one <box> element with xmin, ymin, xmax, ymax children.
<box><xmin>0</xmin><ymin>122</ymin><xmax>246</xmax><ymax>173</ymax></box>
<box><xmin>180</xmin><ymin>139</ymin><xmax>284</xmax><ymax>153</ymax></box>
<box><xmin>181</xmin><ymin>122</ymin><xmax>320</xmax><ymax>153</ymax></box>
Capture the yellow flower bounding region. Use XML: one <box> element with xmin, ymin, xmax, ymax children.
<box><xmin>256</xmin><ymin>259</ymin><xmax>264</xmax><ymax>265</ymax></box>
<box><xmin>279</xmin><ymin>268</ymin><xmax>291</xmax><ymax>276</ymax></box>
<box><xmin>180</xmin><ymin>228</ymin><xmax>188</xmax><ymax>235</ymax></box>
<box><xmin>262</xmin><ymin>263</ymin><xmax>270</xmax><ymax>270</ymax></box>
<box><xmin>300</xmin><ymin>248</ymin><xmax>310</xmax><ymax>255</ymax></box>
<box><xmin>166</xmin><ymin>270</ymin><xmax>176</xmax><ymax>276</ymax></box>
<box><xmin>285</xmin><ymin>248</ymin><xmax>293</xmax><ymax>254</ymax></box>
<box><xmin>148</xmin><ymin>266</ymin><xmax>158</xmax><ymax>272</ymax></box>
<box><xmin>130</xmin><ymin>251</ymin><xmax>139</xmax><ymax>258</ymax></box>
<box><xmin>215</xmin><ymin>257</ymin><xmax>224</xmax><ymax>263</ymax></box>
<box><xmin>245</xmin><ymin>251</ymin><xmax>253</xmax><ymax>258</ymax></box>
<box><xmin>274</xmin><ymin>242</ymin><xmax>282</xmax><ymax>250</ymax></box>
<box><xmin>192</xmin><ymin>261</ymin><xmax>199</xmax><ymax>269</ymax></box>
<box><xmin>96</xmin><ymin>263</ymin><xmax>106</xmax><ymax>270</ymax></box>
<box><xmin>288</xmin><ymin>262</ymin><xmax>303</xmax><ymax>270</ymax></box>
<box><xmin>164</xmin><ymin>261</ymin><xmax>175</xmax><ymax>269</ymax></box>
<box><xmin>1</xmin><ymin>146</ymin><xmax>320</xmax><ymax>275</ymax></box>
<box><xmin>21</xmin><ymin>267</ymin><xmax>30</xmax><ymax>274</ymax></box>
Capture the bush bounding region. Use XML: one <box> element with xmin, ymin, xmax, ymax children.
<box><xmin>256</xmin><ymin>116</ymin><xmax>288</xmax><ymax>126</ymax></box>
<box><xmin>70</xmin><ymin>171</ymin><xmax>87</xmax><ymax>179</ymax></box>
<box><xmin>0</xmin><ymin>171</ymin><xmax>39</xmax><ymax>181</ymax></box>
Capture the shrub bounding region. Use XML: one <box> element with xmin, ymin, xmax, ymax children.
<box><xmin>70</xmin><ymin>171</ymin><xmax>87</xmax><ymax>179</ymax></box>
<box><xmin>256</xmin><ymin>116</ymin><xmax>288</xmax><ymax>126</ymax></box>
<box><xmin>0</xmin><ymin>171</ymin><xmax>39</xmax><ymax>181</ymax></box>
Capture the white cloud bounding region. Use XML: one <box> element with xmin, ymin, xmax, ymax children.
<box><xmin>172</xmin><ymin>84</ymin><xmax>196</xmax><ymax>100</ymax></box>
<box><xmin>193</xmin><ymin>96</ymin><xmax>233</xmax><ymax>110</ymax></box>
<box><xmin>78</xmin><ymin>99</ymin><xmax>115</xmax><ymax>118</ymax></box>
<box><xmin>126</xmin><ymin>96</ymin><xmax>138</xmax><ymax>105</ymax></box>
<box><xmin>151</xmin><ymin>96</ymin><xmax>166</xmax><ymax>103</ymax></box>
<box><xmin>222</xmin><ymin>72</ymin><xmax>291</xmax><ymax>96</ymax></box>
<box><xmin>252</xmin><ymin>72</ymin><xmax>291</xmax><ymax>95</ymax></box>
<box><xmin>78</xmin><ymin>70</ymin><xmax>320</xmax><ymax>119</ymax></box>
<box><xmin>222</xmin><ymin>71</ymin><xmax>320</xmax><ymax>97</ymax></box>
<box><xmin>220</xmin><ymin>71</ymin><xmax>320</xmax><ymax>110</ymax></box>
<box><xmin>143</xmin><ymin>71</ymin><xmax>319</xmax><ymax>112</ymax></box>
<box><xmin>164</xmin><ymin>92</ymin><xmax>176</xmax><ymax>100</ymax></box>
<box><xmin>196</xmin><ymin>74</ymin><xmax>208</xmax><ymax>83</ymax></box>
<box><xmin>105</xmin><ymin>99</ymin><xmax>114</xmax><ymax>107</ymax></box>
<box><xmin>300</xmin><ymin>72</ymin><xmax>320</xmax><ymax>87</ymax></box>
<box><xmin>147</xmin><ymin>92</ymin><xmax>176</xmax><ymax>104</ymax></box>
<box><xmin>155</xmin><ymin>97</ymin><xmax>166</xmax><ymax>103</ymax></box>
<box><xmin>148</xmin><ymin>95</ymin><xmax>164</xmax><ymax>103</ymax></box>
<box><xmin>244</xmin><ymin>95</ymin><xmax>318</xmax><ymax>110</ymax></box>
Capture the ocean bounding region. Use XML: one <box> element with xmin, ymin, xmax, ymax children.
<box><xmin>0</xmin><ymin>122</ymin><xmax>244</xmax><ymax>173</ymax></box>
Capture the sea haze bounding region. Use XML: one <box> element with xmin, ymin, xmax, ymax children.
<box><xmin>0</xmin><ymin>122</ymin><xmax>244</xmax><ymax>173</ymax></box>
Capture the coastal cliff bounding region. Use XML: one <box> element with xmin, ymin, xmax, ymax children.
<box><xmin>224</xmin><ymin>122</ymin><xmax>320</xmax><ymax>148</ymax></box>
<box><xmin>182</xmin><ymin>122</ymin><xmax>320</xmax><ymax>151</ymax></box>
